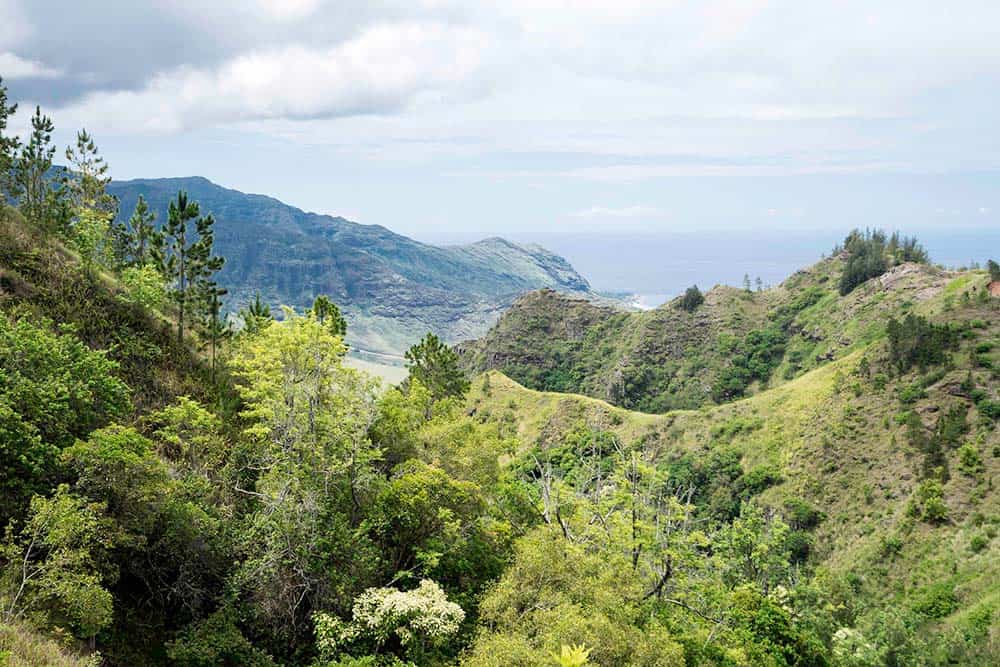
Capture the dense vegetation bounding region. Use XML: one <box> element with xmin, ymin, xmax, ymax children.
<box><xmin>836</xmin><ymin>229</ymin><xmax>928</xmax><ymax>296</ymax></box>
<box><xmin>2</xmin><ymin>78</ymin><xmax>998</xmax><ymax>666</ymax></box>
<box><xmin>460</xmin><ymin>230</ymin><xmax>965</xmax><ymax>413</ymax></box>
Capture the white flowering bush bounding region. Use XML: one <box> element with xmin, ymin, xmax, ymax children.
<box><xmin>314</xmin><ymin>579</ymin><xmax>464</xmax><ymax>661</ymax></box>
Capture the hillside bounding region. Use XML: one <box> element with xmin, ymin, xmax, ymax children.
<box><xmin>106</xmin><ymin>177</ymin><xmax>592</xmax><ymax>359</ymax></box>
<box><xmin>463</xmin><ymin>266</ymin><xmax>999</xmax><ymax>661</ymax></box>
<box><xmin>460</xmin><ymin>244</ymin><xmax>962</xmax><ymax>412</ymax></box>
<box><xmin>0</xmin><ymin>205</ymin><xmax>213</xmax><ymax>410</ymax></box>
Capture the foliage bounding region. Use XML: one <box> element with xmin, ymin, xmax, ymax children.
<box><xmin>14</xmin><ymin>107</ymin><xmax>58</xmax><ymax>230</ymax></box>
<box><xmin>160</xmin><ymin>191</ymin><xmax>224</xmax><ymax>343</ymax></box>
<box><xmin>312</xmin><ymin>294</ymin><xmax>348</xmax><ymax>338</ymax></box>
<box><xmin>837</xmin><ymin>228</ymin><xmax>927</xmax><ymax>295</ymax></box>
<box><xmin>239</xmin><ymin>291</ymin><xmax>273</xmax><ymax>335</ymax></box>
<box><xmin>0</xmin><ymin>77</ymin><xmax>21</xmax><ymax>201</ymax></box>
<box><xmin>1</xmin><ymin>486</ymin><xmax>118</xmax><ymax>640</ymax></box>
<box><xmin>677</xmin><ymin>285</ymin><xmax>704</xmax><ymax>312</ymax></box>
<box><xmin>314</xmin><ymin>580</ymin><xmax>464</xmax><ymax>661</ymax></box>
<box><xmin>119</xmin><ymin>263</ymin><xmax>168</xmax><ymax>311</ymax></box>
<box><xmin>405</xmin><ymin>333</ymin><xmax>469</xmax><ymax>401</ymax></box>
<box><xmin>0</xmin><ymin>315</ymin><xmax>130</xmax><ymax>522</ymax></box>
<box><xmin>113</xmin><ymin>195</ymin><xmax>163</xmax><ymax>269</ymax></box>
<box><xmin>988</xmin><ymin>259</ymin><xmax>1000</xmax><ymax>282</ymax></box>
<box><xmin>886</xmin><ymin>314</ymin><xmax>957</xmax><ymax>373</ymax></box>
<box><xmin>713</xmin><ymin>326</ymin><xmax>786</xmax><ymax>400</ymax></box>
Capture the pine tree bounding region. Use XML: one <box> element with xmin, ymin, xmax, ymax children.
<box><xmin>988</xmin><ymin>259</ymin><xmax>1000</xmax><ymax>282</ymax></box>
<box><xmin>15</xmin><ymin>106</ymin><xmax>57</xmax><ymax>228</ymax></box>
<box><xmin>161</xmin><ymin>191</ymin><xmax>224</xmax><ymax>344</ymax></box>
<box><xmin>113</xmin><ymin>195</ymin><xmax>163</xmax><ymax>268</ymax></box>
<box><xmin>63</xmin><ymin>130</ymin><xmax>117</xmax><ymax>272</ymax></box>
<box><xmin>239</xmin><ymin>292</ymin><xmax>273</xmax><ymax>335</ymax></box>
<box><xmin>404</xmin><ymin>332</ymin><xmax>470</xmax><ymax>401</ymax></box>
<box><xmin>310</xmin><ymin>294</ymin><xmax>347</xmax><ymax>338</ymax></box>
<box><xmin>743</xmin><ymin>273</ymin><xmax>751</xmax><ymax>293</ymax></box>
<box><xmin>64</xmin><ymin>129</ymin><xmax>116</xmax><ymax>217</ymax></box>
<box><xmin>200</xmin><ymin>282</ymin><xmax>231</xmax><ymax>381</ymax></box>
<box><xmin>0</xmin><ymin>77</ymin><xmax>20</xmax><ymax>200</ymax></box>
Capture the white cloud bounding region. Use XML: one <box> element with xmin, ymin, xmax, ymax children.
<box><xmin>570</xmin><ymin>205</ymin><xmax>663</xmax><ymax>219</ymax></box>
<box><xmin>0</xmin><ymin>52</ymin><xmax>60</xmax><ymax>79</ymax></box>
<box><xmin>254</xmin><ymin>0</ymin><xmax>323</xmax><ymax>21</ymax></box>
<box><xmin>0</xmin><ymin>51</ymin><xmax>61</xmax><ymax>80</ymax></box>
<box><xmin>53</xmin><ymin>22</ymin><xmax>491</xmax><ymax>133</ymax></box>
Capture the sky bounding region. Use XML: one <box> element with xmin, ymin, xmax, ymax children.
<box><xmin>1</xmin><ymin>0</ymin><xmax>999</xmax><ymax>244</ymax></box>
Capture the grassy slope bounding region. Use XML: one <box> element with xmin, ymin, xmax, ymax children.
<box><xmin>466</xmin><ymin>275</ymin><xmax>999</xmax><ymax>650</ymax></box>
<box><xmin>0</xmin><ymin>205</ymin><xmax>214</xmax><ymax>412</ymax></box>
<box><xmin>461</xmin><ymin>253</ymin><xmax>963</xmax><ymax>413</ymax></box>
<box><xmin>0</xmin><ymin>622</ymin><xmax>92</xmax><ymax>667</ymax></box>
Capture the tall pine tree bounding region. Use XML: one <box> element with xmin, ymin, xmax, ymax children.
<box><xmin>15</xmin><ymin>106</ymin><xmax>56</xmax><ymax>228</ymax></box>
<box><xmin>162</xmin><ymin>191</ymin><xmax>224</xmax><ymax>343</ymax></box>
<box><xmin>63</xmin><ymin>130</ymin><xmax>117</xmax><ymax>272</ymax></box>
<box><xmin>200</xmin><ymin>281</ymin><xmax>231</xmax><ymax>381</ymax></box>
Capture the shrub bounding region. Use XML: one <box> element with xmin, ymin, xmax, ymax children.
<box><xmin>969</xmin><ymin>534</ymin><xmax>989</xmax><ymax>553</ymax></box>
<box><xmin>907</xmin><ymin>480</ymin><xmax>947</xmax><ymax>523</ymax></box>
<box><xmin>119</xmin><ymin>264</ymin><xmax>168</xmax><ymax>311</ymax></box>
<box><xmin>911</xmin><ymin>582</ymin><xmax>958</xmax><ymax>619</ymax></box>
<box><xmin>958</xmin><ymin>444</ymin><xmax>983</xmax><ymax>475</ymax></box>
<box><xmin>783</xmin><ymin>498</ymin><xmax>825</xmax><ymax>530</ymax></box>
<box><xmin>879</xmin><ymin>535</ymin><xmax>903</xmax><ymax>559</ymax></box>
<box><xmin>677</xmin><ymin>285</ymin><xmax>704</xmax><ymax>312</ymax></box>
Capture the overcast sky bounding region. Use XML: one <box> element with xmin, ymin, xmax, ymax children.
<box><xmin>1</xmin><ymin>1</ymin><xmax>998</xmax><ymax>240</ymax></box>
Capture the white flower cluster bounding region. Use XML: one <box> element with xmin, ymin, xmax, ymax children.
<box><xmin>352</xmin><ymin>578</ymin><xmax>465</xmax><ymax>646</ymax></box>
<box><xmin>314</xmin><ymin>578</ymin><xmax>465</xmax><ymax>658</ymax></box>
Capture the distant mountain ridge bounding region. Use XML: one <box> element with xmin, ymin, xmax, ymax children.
<box><xmin>107</xmin><ymin>176</ymin><xmax>592</xmax><ymax>359</ymax></box>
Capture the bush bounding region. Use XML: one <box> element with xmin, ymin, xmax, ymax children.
<box><xmin>969</xmin><ymin>533</ymin><xmax>989</xmax><ymax>553</ymax></box>
<box><xmin>958</xmin><ymin>444</ymin><xmax>983</xmax><ymax>475</ymax></box>
<box><xmin>879</xmin><ymin>535</ymin><xmax>903</xmax><ymax>559</ymax></box>
<box><xmin>119</xmin><ymin>264</ymin><xmax>168</xmax><ymax>311</ymax></box>
<box><xmin>677</xmin><ymin>285</ymin><xmax>704</xmax><ymax>312</ymax></box>
<box><xmin>911</xmin><ymin>582</ymin><xmax>958</xmax><ymax>619</ymax></box>
<box><xmin>907</xmin><ymin>480</ymin><xmax>948</xmax><ymax>523</ymax></box>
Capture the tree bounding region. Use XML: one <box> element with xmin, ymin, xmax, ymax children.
<box><xmin>310</xmin><ymin>294</ymin><xmax>347</xmax><ymax>338</ymax></box>
<box><xmin>200</xmin><ymin>282</ymin><xmax>231</xmax><ymax>380</ymax></box>
<box><xmin>161</xmin><ymin>192</ymin><xmax>224</xmax><ymax>343</ymax></box>
<box><xmin>1</xmin><ymin>485</ymin><xmax>119</xmax><ymax>642</ymax></box>
<box><xmin>743</xmin><ymin>274</ymin><xmax>752</xmax><ymax>293</ymax></box>
<box><xmin>405</xmin><ymin>333</ymin><xmax>470</xmax><ymax>401</ymax></box>
<box><xmin>114</xmin><ymin>194</ymin><xmax>163</xmax><ymax>268</ymax></box>
<box><xmin>239</xmin><ymin>292</ymin><xmax>273</xmax><ymax>335</ymax></box>
<box><xmin>988</xmin><ymin>259</ymin><xmax>1000</xmax><ymax>282</ymax></box>
<box><xmin>63</xmin><ymin>129</ymin><xmax>116</xmax><ymax>217</ymax></box>
<box><xmin>677</xmin><ymin>285</ymin><xmax>704</xmax><ymax>312</ymax></box>
<box><xmin>0</xmin><ymin>77</ymin><xmax>20</xmax><ymax>200</ymax></box>
<box><xmin>14</xmin><ymin>106</ymin><xmax>57</xmax><ymax>228</ymax></box>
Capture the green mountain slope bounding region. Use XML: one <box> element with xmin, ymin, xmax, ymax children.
<box><xmin>106</xmin><ymin>177</ymin><xmax>592</xmax><ymax>359</ymax></box>
<box><xmin>459</xmin><ymin>248</ymin><xmax>963</xmax><ymax>412</ymax></box>
<box><xmin>463</xmin><ymin>270</ymin><xmax>1000</xmax><ymax>661</ymax></box>
<box><xmin>0</xmin><ymin>205</ymin><xmax>212</xmax><ymax>410</ymax></box>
